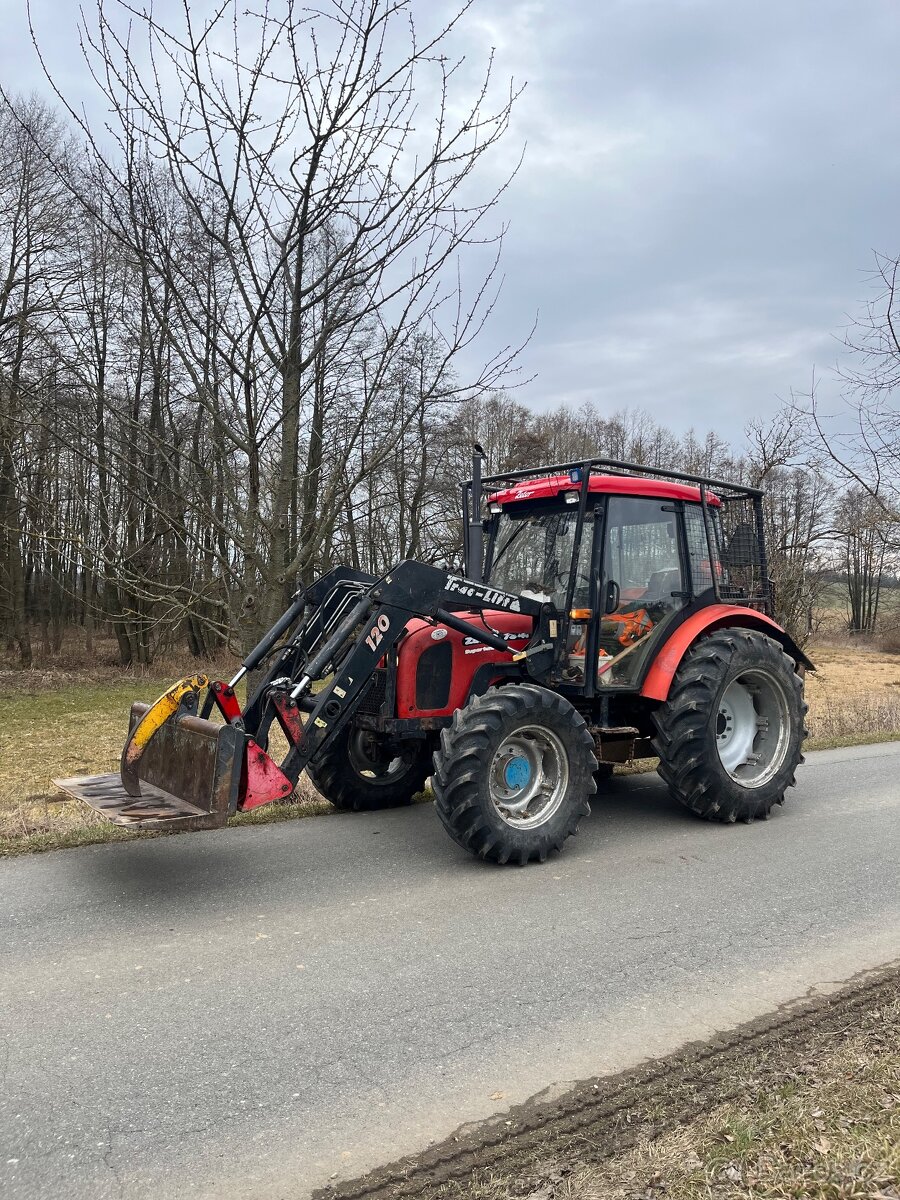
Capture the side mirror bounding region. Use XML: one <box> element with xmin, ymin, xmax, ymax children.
<box><xmin>603</xmin><ymin>579</ymin><xmax>620</xmax><ymax>614</ymax></box>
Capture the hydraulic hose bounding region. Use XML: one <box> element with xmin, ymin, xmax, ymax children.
<box><xmin>240</xmin><ymin>593</ymin><xmax>307</xmax><ymax>674</ymax></box>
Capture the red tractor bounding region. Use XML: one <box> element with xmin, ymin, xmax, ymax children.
<box><xmin>57</xmin><ymin>456</ymin><xmax>811</xmax><ymax>864</ymax></box>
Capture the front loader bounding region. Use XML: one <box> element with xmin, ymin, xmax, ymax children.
<box><xmin>56</xmin><ymin>561</ymin><xmax>552</xmax><ymax>830</ymax></box>
<box><xmin>57</xmin><ymin>456</ymin><xmax>813</xmax><ymax>864</ymax></box>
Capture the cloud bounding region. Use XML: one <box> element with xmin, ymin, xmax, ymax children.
<box><xmin>447</xmin><ymin>0</ymin><xmax>900</xmax><ymax>438</ymax></box>
<box><xmin>3</xmin><ymin>0</ymin><xmax>899</xmax><ymax>443</ymax></box>
<box><xmin>520</xmin><ymin>284</ymin><xmax>835</xmax><ymax>428</ymax></box>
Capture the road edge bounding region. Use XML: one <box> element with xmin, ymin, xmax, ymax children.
<box><xmin>319</xmin><ymin>958</ymin><xmax>900</xmax><ymax>1200</ymax></box>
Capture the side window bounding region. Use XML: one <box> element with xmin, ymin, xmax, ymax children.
<box><xmin>598</xmin><ymin>497</ymin><xmax>685</xmax><ymax>686</ymax></box>
<box><xmin>570</xmin><ymin>507</ymin><xmax>595</xmax><ymax>607</ymax></box>
<box><xmin>684</xmin><ymin>504</ymin><xmax>725</xmax><ymax>595</ymax></box>
<box><xmin>563</xmin><ymin>508</ymin><xmax>596</xmax><ymax>686</ymax></box>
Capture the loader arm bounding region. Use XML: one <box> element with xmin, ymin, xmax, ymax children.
<box><xmin>250</xmin><ymin>560</ymin><xmax>550</xmax><ymax>794</ymax></box>
<box><xmin>54</xmin><ymin>561</ymin><xmax>552</xmax><ymax>829</ymax></box>
<box><xmin>238</xmin><ymin>565</ymin><xmax>378</xmax><ymax>733</ymax></box>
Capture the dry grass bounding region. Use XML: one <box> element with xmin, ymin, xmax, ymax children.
<box><xmin>447</xmin><ymin>993</ymin><xmax>900</xmax><ymax>1200</ymax></box>
<box><xmin>1</xmin><ymin>637</ymin><xmax>898</xmax><ymax>855</ymax></box>
<box><xmin>562</xmin><ymin>1045</ymin><xmax>900</xmax><ymax>1200</ymax></box>
<box><xmin>804</xmin><ymin>640</ymin><xmax>900</xmax><ymax>747</ymax></box>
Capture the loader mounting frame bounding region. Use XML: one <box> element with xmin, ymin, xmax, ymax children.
<box><xmin>55</xmin><ymin>561</ymin><xmax>550</xmax><ymax>828</ymax></box>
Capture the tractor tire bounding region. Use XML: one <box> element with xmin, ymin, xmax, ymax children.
<box><xmin>307</xmin><ymin>726</ymin><xmax>432</xmax><ymax>812</ymax></box>
<box><xmin>652</xmin><ymin>628</ymin><xmax>807</xmax><ymax>823</ymax></box>
<box><xmin>432</xmin><ymin>684</ymin><xmax>598</xmax><ymax>865</ymax></box>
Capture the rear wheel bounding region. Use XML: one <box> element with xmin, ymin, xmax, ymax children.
<box><xmin>307</xmin><ymin>726</ymin><xmax>432</xmax><ymax>812</ymax></box>
<box><xmin>432</xmin><ymin>684</ymin><xmax>598</xmax><ymax>865</ymax></box>
<box><xmin>653</xmin><ymin>629</ymin><xmax>807</xmax><ymax>823</ymax></box>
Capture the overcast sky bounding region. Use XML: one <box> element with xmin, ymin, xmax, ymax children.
<box><xmin>3</xmin><ymin>0</ymin><xmax>899</xmax><ymax>441</ymax></box>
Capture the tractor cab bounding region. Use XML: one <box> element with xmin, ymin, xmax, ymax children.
<box><xmin>473</xmin><ymin>466</ymin><xmax>767</xmax><ymax>695</ymax></box>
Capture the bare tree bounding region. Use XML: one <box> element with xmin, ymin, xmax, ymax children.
<box><xmin>744</xmin><ymin>412</ymin><xmax>833</xmax><ymax>643</ymax></box>
<box><xmin>0</xmin><ymin>95</ymin><xmax>72</xmax><ymax>666</ymax></box>
<box><xmin>835</xmin><ymin>487</ymin><xmax>891</xmax><ymax>634</ymax></box>
<box><xmin>801</xmin><ymin>253</ymin><xmax>900</xmax><ymax>524</ymax></box>
<box><xmin>26</xmin><ymin>0</ymin><xmax>524</xmax><ymax>650</ymax></box>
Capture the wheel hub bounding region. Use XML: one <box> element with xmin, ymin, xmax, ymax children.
<box><xmin>715</xmin><ymin>669</ymin><xmax>790</xmax><ymax>788</ymax></box>
<box><xmin>489</xmin><ymin>726</ymin><xmax>569</xmax><ymax>829</ymax></box>
<box><xmin>503</xmin><ymin>755</ymin><xmax>532</xmax><ymax>790</ymax></box>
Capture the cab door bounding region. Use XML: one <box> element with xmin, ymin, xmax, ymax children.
<box><xmin>596</xmin><ymin>496</ymin><xmax>687</xmax><ymax>687</ymax></box>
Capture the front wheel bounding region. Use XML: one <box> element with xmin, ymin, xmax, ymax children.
<box><xmin>307</xmin><ymin>726</ymin><xmax>432</xmax><ymax>811</ymax></box>
<box><xmin>432</xmin><ymin>684</ymin><xmax>598</xmax><ymax>865</ymax></box>
<box><xmin>653</xmin><ymin>629</ymin><xmax>807</xmax><ymax>823</ymax></box>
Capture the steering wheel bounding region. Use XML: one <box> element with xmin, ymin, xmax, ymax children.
<box><xmin>552</xmin><ymin>568</ymin><xmax>592</xmax><ymax>600</ymax></box>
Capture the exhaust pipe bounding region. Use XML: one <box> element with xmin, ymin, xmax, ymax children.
<box><xmin>469</xmin><ymin>445</ymin><xmax>484</xmax><ymax>584</ymax></box>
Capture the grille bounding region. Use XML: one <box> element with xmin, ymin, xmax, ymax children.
<box><xmin>357</xmin><ymin>668</ymin><xmax>388</xmax><ymax>715</ymax></box>
<box><xmin>415</xmin><ymin>642</ymin><xmax>453</xmax><ymax>711</ymax></box>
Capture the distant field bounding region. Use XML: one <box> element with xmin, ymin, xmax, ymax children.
<box><xmin>815</xmin><ymin>580</ymin><xmax>900</xmax><ymax>635</ymax></box>
<box><xmin>803</xmin><ymin>639</ymin><xmax>900</xmax><ymax>744</ymax></box>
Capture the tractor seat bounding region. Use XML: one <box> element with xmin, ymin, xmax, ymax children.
<box><xmin>643</xmin><ymin>569</ymin><xmax>681</xmax><ymax>604</ymax></box>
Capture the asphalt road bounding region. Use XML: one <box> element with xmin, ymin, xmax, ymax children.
<box><xmin>2</xmin><ymin>741</ymin><xmax>899</xmax><ymax>1200</ymax></box>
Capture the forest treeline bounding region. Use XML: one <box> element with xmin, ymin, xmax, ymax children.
<box><xmin>1</xmin><ymin>2</ymin><xmax>899</xmax><ymax>668</ymax></box>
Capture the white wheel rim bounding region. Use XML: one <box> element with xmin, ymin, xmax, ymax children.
<box><xmin>488</xmin><ymin>725</ymin><xmax>569</xmax><ymax>830</ymax></box>
<box><xmin>715</xmin><ymin>669</ymin><xmax>791</xmax><ymax>788</ymax></box>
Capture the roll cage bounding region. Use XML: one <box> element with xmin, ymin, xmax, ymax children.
<box><xmin>463</xmin><ymin>454</ymin><xmax>772</xmax><ymax>608</ymax></box>
<box><xmin>459</xmin><ymin>455</ymin><xmax>774</xmax><ymax>701</ymax></box>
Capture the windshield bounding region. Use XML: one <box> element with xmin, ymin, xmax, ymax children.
<box><xmin>487</xmin><ymin>507</ymin><xmax>581</xmax><ymax>609</ymax></box>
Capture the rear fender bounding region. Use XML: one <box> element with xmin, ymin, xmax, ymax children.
<box><xmin>641</xmin><ymin>606</ymin><xmax>813</xmax><ymax>703</ymax></box>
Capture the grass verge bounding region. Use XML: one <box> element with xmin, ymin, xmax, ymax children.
<box><xmin>323</xmin><ymin>965</ymin><xmax>900</xmax><ymax>1200</ymax></box>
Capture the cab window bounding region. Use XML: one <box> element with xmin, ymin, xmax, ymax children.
<box><xmin>598</xmin><ymin>497</ymin><xmax>686</xmax><ymax>686</ymax></box>
<box><xmin>683</xmin><ymin>503</ymin><xmax>725</xmax><ymax>595</ymax></box>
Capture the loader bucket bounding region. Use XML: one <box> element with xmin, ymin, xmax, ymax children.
<box><xmin>54</xmin><ymin>702</ymin><xmax>243</xmax><ymax>830</ymax></box>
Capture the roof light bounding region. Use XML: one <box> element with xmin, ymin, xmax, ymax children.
<box><xmin>489</xmin><ymin>502</ymin><xmax>502</xmax><ymax>513</ymax></box>
<box><xmin>564</xmin><ymin>491</ymin><xmax>579</xmax><ymax>504</ymax></box>
<box><xmin>568</xmin><ymin>467</ymin><xmax>582</xmax><ymax>483</ymax></box>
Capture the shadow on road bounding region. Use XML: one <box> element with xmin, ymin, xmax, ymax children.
<box><xmin>596</xmin><ymin>771</ymin><xmax>694</xmax><ymax>824</ymax></box>
<box><xmin>77</xmin><ymin>838</ymin><xmax>283</xmax><ymax>907</ymax></box>
<box><xmin>71</xmin><ymin>768</ymin><xmax>777</xmax><ymax>911</ymax></box>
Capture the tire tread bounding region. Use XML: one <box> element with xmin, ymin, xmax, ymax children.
<box><xmin>652</xmin><ymin>629</ymin><xmax>807</xmax><ymax>823</ymax></box>
<box><xmin>432</xmin><ymin>684</ymin><xmax>598</xmax><ymax>865</ymax></box>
